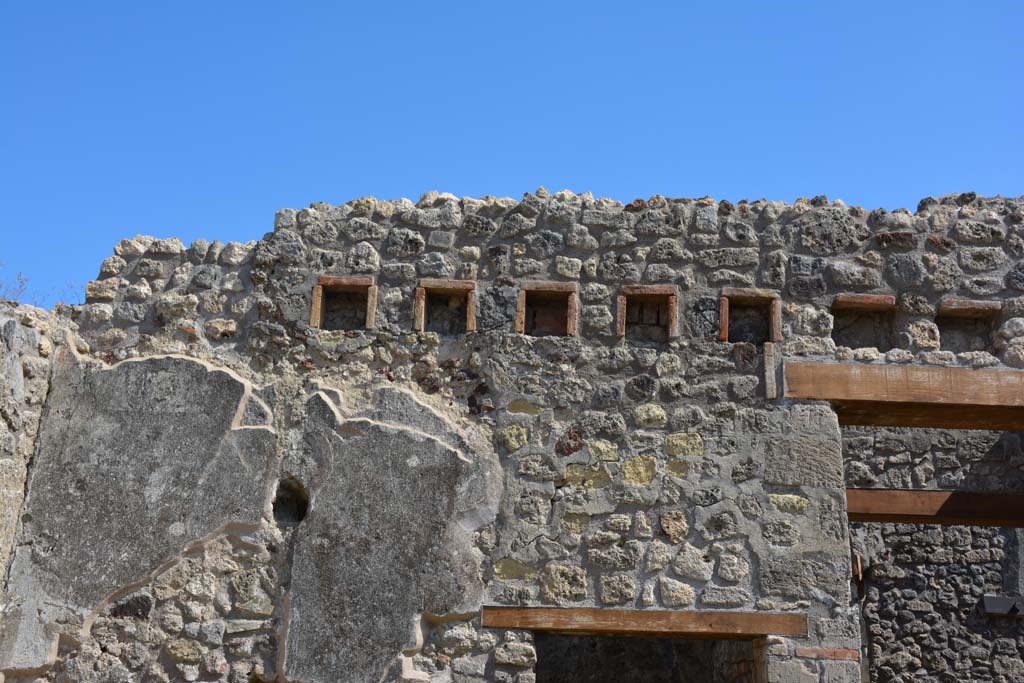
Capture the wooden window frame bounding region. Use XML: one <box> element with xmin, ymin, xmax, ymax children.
<box><xmin>515</xmin><ymin>281</ymin><xmax>579</xmax><ymax>337</ymax></box>
<box><xmin>309</xmin><ymin>275</ymin><xmax>377</xmax><ymax>330</ymax></box>
<box><xmin>718</xmin><ymin>287</ymin><xmax>782</xmax><ymax>343</ymax></box>
<box><xmin>615</xmin><ymin>284</ymin><xmax>679</xmax><ymax>339</ymax></box>
<box><xmin>413</xmin><ymin>279</ymin><xmax>477</xmax><ymax>333</ymax></box>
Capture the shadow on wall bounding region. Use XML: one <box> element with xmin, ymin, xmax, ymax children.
<box><xmin>534</xmin><ymin>634</ymin><xmax>759</xmax><ymax>683</ymax></box>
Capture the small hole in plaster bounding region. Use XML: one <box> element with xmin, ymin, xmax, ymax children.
<box><xmin>273</xmin><ymin>477</ymin><xmax>310</xmax><ymax>528</ymax></box>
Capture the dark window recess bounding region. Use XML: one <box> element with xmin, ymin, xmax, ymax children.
<box><xmin>831</xmin><ymin>309</ymin><xmax>894</xmax><ymax>351</ymax></box>
<box><xmin>728</xmin><ymin>303</ymin><xmax>770</xmax><ymax>345</ymax></box>
<box><xmin>321</xmin><ymin>290</ymin><xmax>367</xmax><ymax>331</ymax></box>
<box><xmin>273</xmin><ymin>477</ymin><xmax>310</xmax><ymax>528</ymax></box>
<box><xmin>425</xmin><ymin>292</ymin><xmax>467</xmax><ymax>335</ymax></box>
<box><xmin>938</xmin><ymin>316</ymin><xmax>993</xmax><ymax>354</ymax></box>
<box><xmin>625</xmin><ymin>297</ymin><xmax>670</xmax><ymax>342</ymax></box>
<box><xmin>525</xmin><ymin>292</ymin><xmax>570</xmax><ymax>337</ymax></box>
<box><xmin>535</xmin><ymin>633</ymin><xmax>758</xmax><ymax>683</ymax></box>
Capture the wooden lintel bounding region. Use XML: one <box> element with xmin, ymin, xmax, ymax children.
<box><xmin>622</xmin><ymin>284</ymin><xmax>678</xmax><ymax>297</ymax></box>
<box><xmin>937</xmin><ymin>297</ymin><xmax>1002</xmax><ymax>319</ymax></box>
<box><xmin>519</xmin><ymin>280</ymin><xmax>578</xmax><ymax>293</ymax></box>
<box><xmin>419</xmin><ymin>278</ymin><xmax>476</xmax><ymax>293</ymax></box>
<box><xmin>785</xmin><ymin>362</ymin><xmax>1024</xmax><ymax>430</ymax></box>
<box><xmin>847</xmin><ymin>489</ymin><xmax>1024</xmax><ymax>527</ymax></box>
<box><xmin>721</xmin><ymin>287</ymin><xmax>780</xmax><ymax>304</ymax></box>
<box><xmin>831</xmin><ymin>293</ymin><xmax>896</xmax><ymax>311</ymax></box>
<box><xmin>318</xmin><ymin>275</ymin><xmax>375</xmax><ymax>290</ymax></box>
<box><xmin>481</xmin><ymin>607</ymin><xmax>807</xmax><ymax>640</ymax></box>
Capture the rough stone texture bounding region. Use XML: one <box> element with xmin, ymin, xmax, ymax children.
<box><xmin>282</xmin><ymin>389</ymin><xmax>501</xmax><ymax>683</ymax></box>
<box><xmin>0</xmin><ymin>304</ymin><xmax>57</xmax><ymax>578</ymax></box>
<box><xmin>2</xmin><ymin>190</ymin><xmax>1024</xmax><ymax>681</ymax></box>
<box><xmin>0</xmin><ymin>350</ymin><xmax>277</xmax><ymax>671</ymax></box>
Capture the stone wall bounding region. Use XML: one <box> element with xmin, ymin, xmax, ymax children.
<box><xmin>1</xmin><ymin>189</ymin><xmax>1023</xmax><ymax>682</ymax></box>
<box><xmin>845</xmin><ymin>424</ymin><xmax>1024</xmax><ymax>682</ymax></box>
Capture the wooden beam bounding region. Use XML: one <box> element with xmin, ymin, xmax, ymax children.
<box><xmin>419</xmin><ymin>278</ymin><xmax>476</xmax><ymax>293</ymax></box>
<box><xmin>847</xmin><ymin>489</ymin><xmax>1024</xmax><ymax>527</ymax></box>
<box><xmin>831</xmin><ymin>293</ymin><xmax>896</xmax><ymax>311</ymax></box>
<box><xmin>309</xmin><ymin>285</ymin><xmax>324</xmax><ymax>327</ymax></box>
<box><xmin>481</xmin><ymin>607</ymin><xmax>807</xmax><ymax>640</ymax></box>
<box><xmin>413</xmin><ymin>287</ymin><xmax>426</xmax><ymax>332</ymax></box>
<box><xmin>721</xmin><ymin>287</ymin><xmax>780</xmax><ymax>304</ymax></box>
<box><xmin>566</xmin><ymin>292</ymin><xmax>579</xmax><ymax>337</ymax></box>
<box><xmin>318</xmin><ymin>275</ymin><xmax>375</xmax><ymax>290</ymax></box>
<box><xmin>718</xmin><ymin>296</ymin><xmax>729</xmax><ymax>342</ymax></box>
<box><xmin>615</xmin><ymin>295</ymin><xmax>627</xmax><ymax>337</ymax></box>
<box><xmin>519</xmin><ymin>280</ymin><xmax>578</xmax><ymax>292</ymax></box>
<box><xmin>770</xmin><ymin>298</ymin><xmax>783</xmax><ymax>342</ymax></box>
<box><xmin>937</xmin><ymin>297</ymin><xmax>1002</xmax><ymax>319</ymax></box>
<box><xmin>784</xmin><ymin>362</ymin><xmax>1024</xmax><ymax>430</ymax></box>
<box><xmin>622</xmin><ymin>284</ymin><xmax>678</xmax><ymax>297</ymax></box>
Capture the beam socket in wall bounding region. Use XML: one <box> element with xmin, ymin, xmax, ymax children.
<box><xmin>414</xmin><ymin>279</ymin><xmax>477</xmax><ymax>335</ymax></box>
<box><xmin>516</xmin><ymin>281</ymin><xmax>579</xmax><ymax>337</ymax></box>
<box><xmin>830</xmin><ymin>293</ymin><xmax>896</xmax><ymax>351</ymax></box>
<box><xmin>310</xmin><ymin>275</ymin><xmax>377</xmax><ymax>331</ymax></box>
<box><xmin>616</xmin><ymin>285</ymin><xmax>679</xmax><ymax>342</ymax></box>
<box><xmin>936</xmin><ymin>297</ymin><xmax>1002</xmax><ymax>354</ymax></box>
<box><xmin>719</xmin><ymin>287</ymin><xmax>781</xmax><ymax>345</ymax></box>
<box><xmin>273</xmin><ymin>477</ymin><xmax>310</xmax><ymax>528</ymax></box>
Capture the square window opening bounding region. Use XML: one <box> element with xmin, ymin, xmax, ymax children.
<box><xmin>831</xmin><ymin>309</ymin><xmax>894</xmax><ymax>351</ymax></box>
<box><xmin>625</xmin><ymin>295</ymin><xmax>671</xmax><ymax>342</ymax></box>
<box><xmin>425</xmin><ymin>291</ymin><xmax>468</xmax><ymax>335</ymax></box>
<box><xmin>937</xmin><ymin>315</ymin><xmax>994</xmax><ymax>354</ymax></box>
<box><xmin>728</xmin><ymin>302</ymin><xmax>771</xmax><ymax>345</ymax></box>
<box><xmin>321</xmin><ymin>289</ymin><xmax>368</xmax><ymax>331</ymax></box>
<box><xmin>525</xmin><ymin>291</ymin><xmax>571</xmax><ymax>337</ymax></box>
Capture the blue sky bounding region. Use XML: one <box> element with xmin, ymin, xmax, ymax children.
<box><xmin>2</xmin><ymin>1</ymin><xmax>1021</xmax><ymax>307</ymax></box>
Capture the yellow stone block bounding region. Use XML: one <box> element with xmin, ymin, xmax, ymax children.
<box><xmin>499</xmin><ymin>424</ymin><xmax>529</xmax><ymax>452</ymax></box>
<box><xmin>665</xmin><ymin>432</ymin><xmax>704</xmax><ymax>457</ymax></box>
<box><xmin>768</xmin><ymin>493</ymin><xmax>812</xmax><ymax>513</ymax></box>
<box><xmin>565</xmin><ymin>463</ymin><xmax>611</xmax><ymax>488</ymax></box>
<box><xmin>589</xmin><ymin>439</ymin><xmax>619</xmax><ymax>461</ymax></box>
<box><xmin>622</xmin><ymin>456</ymin><xmax>657</xmax><ymax>486</ymax></box>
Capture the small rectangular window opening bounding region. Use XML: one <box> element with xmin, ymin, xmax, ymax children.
<box><xmin>310</xmin><ymin>276</ymin><xmax>377</xmax><ymax>331</ymax></box>
<box><xmin>830</xmin><ymin>293</ymin><xmax>895</xmax><ymax>352</ymax></box>
<box><xmin>617</xmin><ymin>285</ymin><xmax>679</xmax><ymax>342</ymax></box>
<box><xmin>936</xmin><ymin>297</ymin><xmax>1001</xmax><ymax>354</ymax></box>
<box><xmin>516</xmin><ymin>282</ymin><xmax>578</xmax><ymax>337</ymax></box>
<box><xmin>719</xmin><ymin>288</ymin><xmax>781</xmax><ymax>346</ymax></box>
<box><xmin>414</xmin><ymin>279</ymin><xmax>477</xmax><ymax>335</ymax></box>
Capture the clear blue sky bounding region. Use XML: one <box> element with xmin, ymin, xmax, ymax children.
<box><xmin>2</xmin><ymin>1</ymin><xmax>1021</xmax><ymax>307</ymax></box>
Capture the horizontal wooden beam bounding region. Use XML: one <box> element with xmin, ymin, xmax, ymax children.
<box><xmin>937</xmin><ymin>297</ymin><xmax>1002</xmax><ymax>319</ymax></box>
<box><xmin>621</xmin><ymin>284</ymin><xmax>678</xmax><ymax>297</ymax></box>
<box><xmin>519</xmin><ymin>280</ymin><xmax>578</xmax><ymax>292</ymax></box>
<box><xmin>847</xmin><ymin>489</ymin><xmax>1024</xmax><ymax>527</ymax></box>
<box><xmin>721</xmin><ymin>286</ymin><xmax>780</xmax><ymax>303</ymax></box>
<box><xmin>831</xmin><ymin>293</ymin><xmax>896</xmax><ymax>311</ymax></box>
<box><xmin>318</xmin><ymin>274</ymin><xmax>375</xmax><ymax>289</ymax></box>
<box><xmin>784</xmin><ymin>362</ymin><xmax>1024</xmax><ymax>430</ymax></box>
<box><xmin>481</xmin><ymin>606</ymin><xmax>807</xmax><ymax>640</ymax></box>
<box><xmin>419</xmin><ymin>278</ymin><xmax>476</xmax><ymax>292</ymax></box>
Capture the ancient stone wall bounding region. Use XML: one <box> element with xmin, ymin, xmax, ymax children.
<box><xmin>1</xmin><ymin>189</ymin><xmax>1023</xmax><ymax>682</ymax></box>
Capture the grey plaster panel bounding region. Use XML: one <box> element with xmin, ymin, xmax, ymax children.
<box><xmin>284</xmin><ymin>390</ymin><xmax>501</xmax><ymax>683</ymax></box>
<box><xmin>0</xmin><ymin>350</ymin><xmax>277</xmax><ymax>672</ymax></box>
